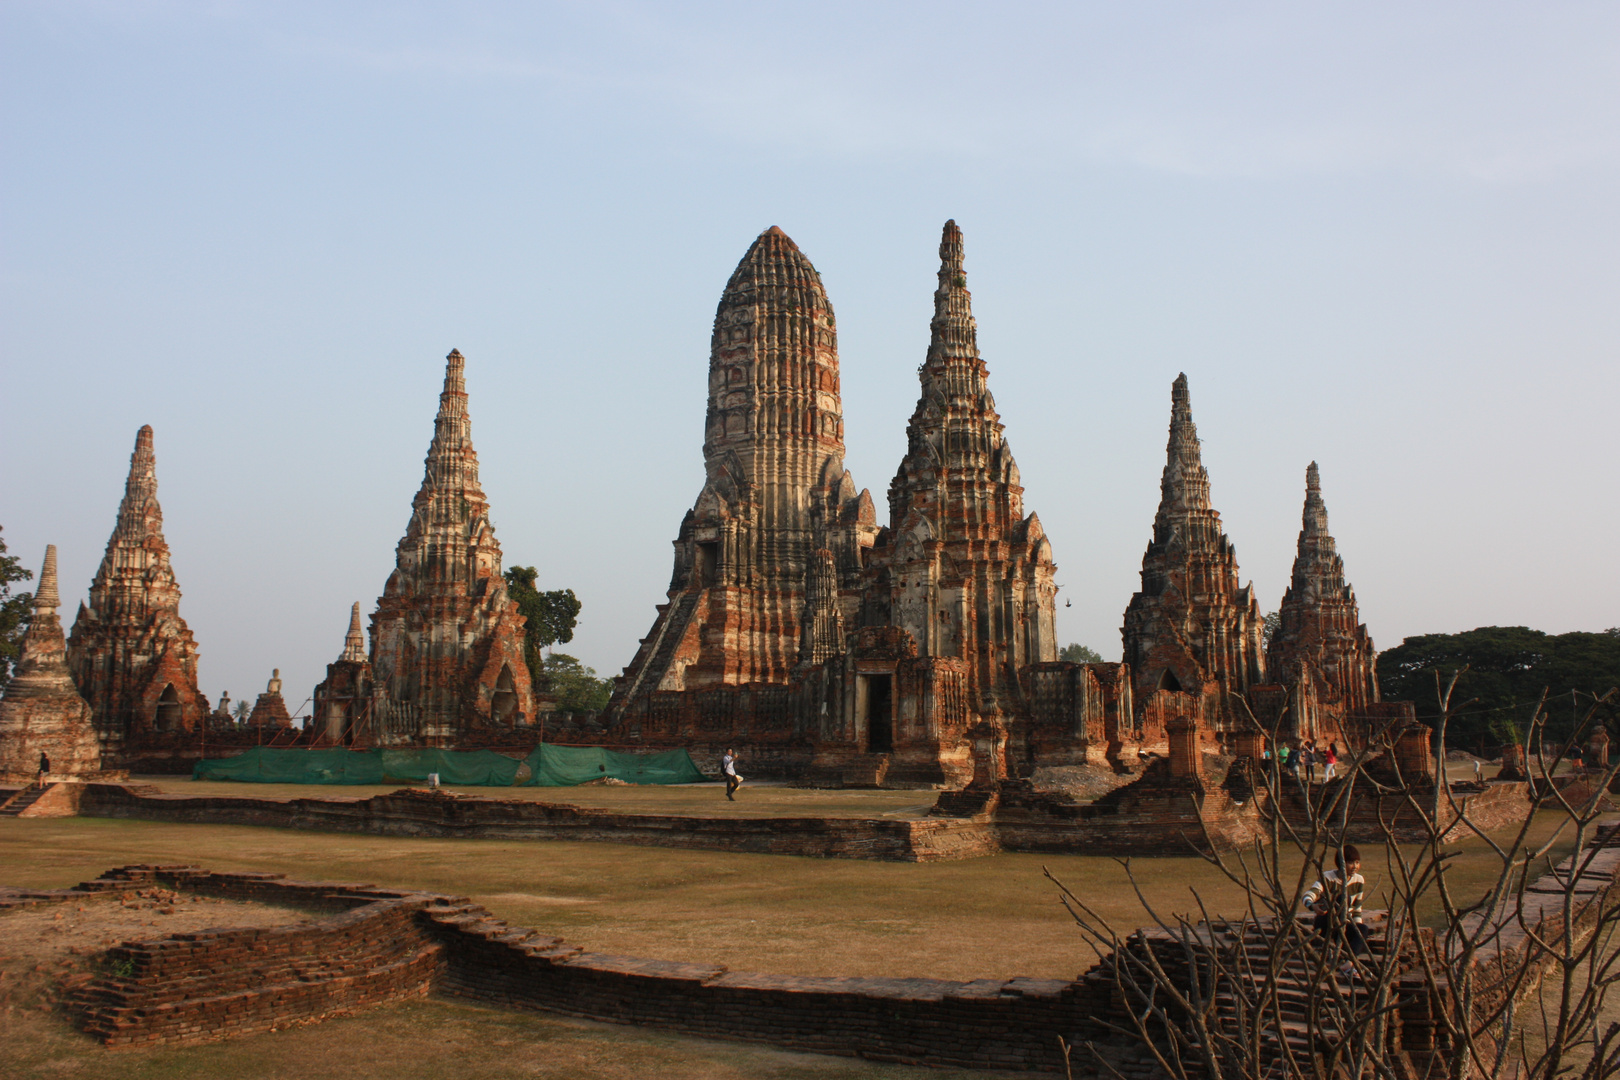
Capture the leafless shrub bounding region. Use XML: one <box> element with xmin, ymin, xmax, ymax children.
<box><xmin>1049</xmin><ymin>672</ymin><xmax>1620</xmax><ymax>1080</ymax></box>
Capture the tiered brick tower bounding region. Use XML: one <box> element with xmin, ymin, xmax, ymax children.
<box><xmin>368</xmin><ymin>350</ymin><xmax>533</xmax><ymax>744</ymax></box>
<box><xmin>1268</xmin><ymin>462</ymin><xmax>1379</xmax><ymax>725</ymax></box>
<box><xmin>1121</xmin><ymin>376</ymin><xmax>1265</xmax><ymax>733</ymax></box>
<box><xmin>867</xmin><ymin>220</ymin><xmax>1058</xmax><ymax>715</ymax></box>
<box><xmin>0</xmin><ymin>546</ymin><xmax>102</xmax><ymax>779</ymax></box>
<box><xmin>613</xmin><ymin>227</ymin><xmax>876</xmax><ymax>710</ymax></box>
<box><xmin>69</xmin><ymin>426</ymin><xmax>209</xmax><ymax>751</ymax></box>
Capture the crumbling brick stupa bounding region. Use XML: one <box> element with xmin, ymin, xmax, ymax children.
<box><xmin>1263</xmin><ymin>462</ymin><xmax>1381</xmax><ymax>746</ymax></box>
<box><xmin>1120</xmin><ymin>376</ymin><xmax>1267</xmax><ymax>748</ymax></box>
<box><xmin>365</xmin><ymin>350</ymin><xmax>534</xmax><ymax>745</ymax></box>
<box><xmin>68</xmin><ymin>425</ymin><xmax>209</xmax><ymax>762</ymax></box>
<box><xmin>0</xmin><ymin>546</ymin><xmax>103</xmax><ymax>779</ymax></box>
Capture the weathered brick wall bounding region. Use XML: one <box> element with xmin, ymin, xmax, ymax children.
<box><xmin>1270</xmin><ymin>779</ymin><xmax>1533</xmax><ymax>843</ymax></box>
<box><xmin>65</xmin><ymin>868</ymin><xmax>447</xmax><ymax>1046</ymax></box>
<box><xmin>78</xmin><ymin>784</ymin><xmax>997</xmax><ymax>861</ymax></box>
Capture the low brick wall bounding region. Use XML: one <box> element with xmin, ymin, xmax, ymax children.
<box><xmin>77</xmin><ymin>784</ymin><xmax>999</xmax><ymax>862</ymax></box>
<box><xmin>421</xmin><ymin>896</ymin><xmax>1138</xmax><ymax>1075</ymax></box>
<box><xmin>11</xmin><ymin>865</ymin><xmax>1153</xmax><ymax>1073</ymax></box>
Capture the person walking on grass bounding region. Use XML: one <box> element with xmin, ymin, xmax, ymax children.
<box><xmin>721</xmin><ymin>747</ymin><xmax>743</xmax><ymax>801</ymax></box>
<box><xmin>1303</xmin><ymin>844</ymin><xmax>1370</xmax><ymax>978</ymax></box>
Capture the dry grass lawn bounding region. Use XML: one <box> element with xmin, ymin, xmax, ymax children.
<box><xmin>159</xmin><ymin>776</ymin><xmax>937</xmax><ymax>818</ymax></box>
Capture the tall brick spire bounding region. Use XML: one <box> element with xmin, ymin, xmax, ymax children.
<box><xmin>1268</xmin><ymin>462</ymin><xmax>1379</xmax><ymax>720</ymax></box>
<box><xmin>1122</xmin><ymin>375</ymin><xmax>1265</xmax><ymax>727</ymax></box>
<box><xmin>873</xmin><ymin>220</ymin><xmax>1057</xmax><ymax>714</ymax></box>
<box><xmin>613</xmin><ymin>227</ymin><xmax>876</xmax><ymax>708</ymax></box>
<box><xmin>0</xmin><ymin>545</ymin><xmax>102</xmax><ymax>778</ymax></box>
<box><xmin>69</xmin><ymin>425</ymin><xmax>208</xmax><ymax>747</ymax></box>
<box><xmin>369</xmin><ymin>350</ymin><xmax>533</xmax><ymax>741</ymax></box>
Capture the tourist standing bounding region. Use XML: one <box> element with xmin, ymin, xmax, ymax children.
<box><xmin>1301</xmin><ymin>740</ymin><xmax>1317</xmax><ymax>784</ymax></box>
<box><xmin>1303</xmin><ymin>845</ymin><xmax>1370</xmax><ymax>976</ymax></box>
<box><xmin>722</xmin><ymin>747</ymin><xmax>743</xmax><ymax>801</ymax></box>
<box><xmin>37</xmin><ymin>750</ymin><xmax>50</xmax><ymax>784</ymax></box>
<box><xmin>1322</xmin><ymin>743</ymin><xmax>1338</xmax><ymax>783</ymax></box>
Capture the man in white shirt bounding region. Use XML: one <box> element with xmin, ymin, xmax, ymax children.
<box><xmin>722</xmin><ymin>747</ymin><xmax>742</xmax><ymax>801</ymax></box>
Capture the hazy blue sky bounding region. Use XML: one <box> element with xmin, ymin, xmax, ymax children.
<box><xmin>4</xmin><ymin>2</ymin><xmax>1617</xmax><ymax>714</ymax></box>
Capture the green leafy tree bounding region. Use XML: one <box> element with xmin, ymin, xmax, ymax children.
<box><xmin>544</xmin><ymin>653</ymin><xmax>612</xmax><ymax>717</ymax></box>
<box><xmin>0</xmin><ymin>525</ymin><xmax>35</xmax><ymax>692</ymax></box>
<box><xmin>503</xmin><ymin>566</ymin><xmax>583</xmax><ymax>689</ymax></box>
<box><xmin>1378</xmin><ymin>625</ymin><xmax>1620</xmax><ymax>747</ymax></box>
<box><xmin>1261</xmin><ymin>610</ymin><xmax>1281</xmax><ymax>650</ymax></box>
<box><xmin>1059</xmin><ymin>642</ymin><xmax>1104</xmax><ymax>664</ymax></box>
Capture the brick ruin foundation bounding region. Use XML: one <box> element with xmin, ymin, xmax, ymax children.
<box><xmin>5</xmin><ymin>826</ymin><xmax>1613</xmax><ymax>1071</ymax></box>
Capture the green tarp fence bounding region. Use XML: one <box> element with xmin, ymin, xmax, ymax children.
<box><xmin>191</xmin><ymin>743</ymin><xmax>706</xmax><ymax>787</ymax></box>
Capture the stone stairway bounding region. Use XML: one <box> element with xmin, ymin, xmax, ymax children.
<box><xmin>0</xmin><ymin>782</ymin><xmax>50</xmax><ymax>817</ymax></box>
<box><xmin>617</xmin><ymin>587</ymin><xmax>704</xmax><ymax>708</ymax></box>
<box><xmin>1127</xmin><ymin>912</ymin><xmax>1394</xmax><ymax>1071</ymax></box>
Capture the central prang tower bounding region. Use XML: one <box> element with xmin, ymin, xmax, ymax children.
<box><xmin>612</xmin><ymin>227</ymin><xmax>876</xmax><ymax>709</ymax></box>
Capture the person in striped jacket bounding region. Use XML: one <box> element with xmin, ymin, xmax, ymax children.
<box><xmin>1303</xmin><ymin>845</ymin><xmax>1369</xmax><ymax>970</ymax></box>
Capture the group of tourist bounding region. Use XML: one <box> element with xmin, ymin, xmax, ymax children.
<box><xmin>1261</xmin><ymin>738</ymin><xmax>1340</xmax><ymax>784</ymax></box>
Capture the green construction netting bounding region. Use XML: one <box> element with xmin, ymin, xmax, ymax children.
<box><xmin>523</xmin><ymin>743</ymin><xmax>706</xmax><ymax>787</ymax></box>
<box><xmin>192</xmin><ymin>743</ymin><xmax>706</xmax><ymax>787</ymax></box>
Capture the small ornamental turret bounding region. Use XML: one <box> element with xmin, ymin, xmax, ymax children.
<box><xmin>340</xmin><ymin>602</ymin><xmax>366</xmax><ymax>663</ymax></box>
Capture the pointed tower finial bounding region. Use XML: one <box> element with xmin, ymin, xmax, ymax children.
<box><xmin>341</xmin><ymin>601</ymin><xmax>366</xmax><ymax>662</ymax></box>
<box><xmin>926</xmin><ymin>218</ymin><xmax>981</xmax><ymax>367</ymax></box>
<box><xmin>124</xmin><ymin>425</ymin><xmax>159</xmax><ymax>507</ymax></box>
<box><xmin>1301</xmin><ymin>461</ymin><xmax>1329</xmax><ymax>538</ymax></box>
<box><xmin>36</xmin><ymin>545</ymin><xmax>60</xmax><ymax>613</ymax></box>
<box><xmin>1157</xmin><ymin>374</ymin><xmax>1211</xmax><ymax>516</ymax></box>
